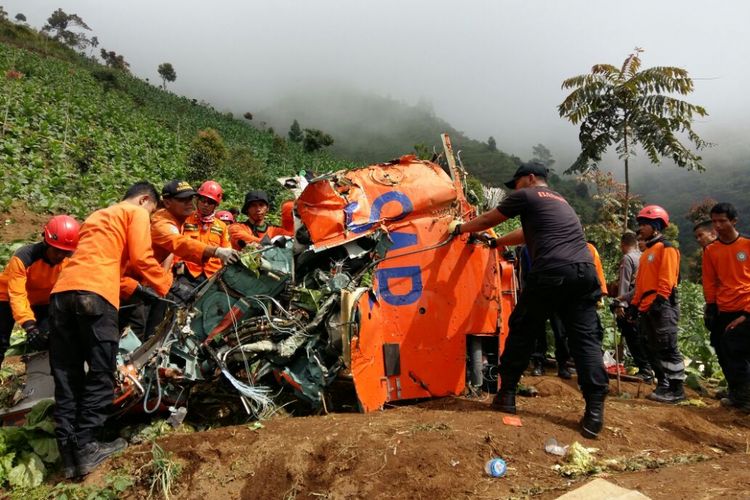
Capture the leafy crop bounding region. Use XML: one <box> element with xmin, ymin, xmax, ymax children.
<box><xmin>0</xmin><ymin>27</ymin><xmax>352</xmax><ymax>221</ymax></box>
<box><xmin>0</xmin><ymin>400</ymin><xmax>59</xmax><ymax>489</ymax></box>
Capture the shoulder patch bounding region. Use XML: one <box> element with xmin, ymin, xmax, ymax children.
<box><xmin>13</xmin><ymin>242</ymin><xmax>46</xmax><ymax>268</ymax></box>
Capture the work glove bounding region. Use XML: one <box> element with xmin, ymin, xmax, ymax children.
<box><xmin>22</xmin><ymin>320</ymin><xmax>49</xmax><ymax>351</ymax></box>
<box><xmin>134</xmin><ymin>284</ymin><xmax>162</xmax><ymax>305</ymax></box>
<box><xmin>704</xmin><ymin>303</ymin><xmax>718</xmax><ymax>331</ymax></box>
<box><xmin>447</xmin><ymin>220</ymin><xmax>463</xmax><ymax>236</ymax></box>
<box><xmin>648</xmin><ymin>294</ymin><xmax>667</xmax><ymax>315</ymax></box>
<box><xmin>215</xmin><ymin>247</ymin><xmax>240</xmax><ymax>265</ymax></box>
<box><xmin>167</xmin><ymin>281</ymin><xmax>195</xmax><ymax>305</ymax></box>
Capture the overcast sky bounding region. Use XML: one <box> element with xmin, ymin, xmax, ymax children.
<box><xmin>6</xmin><ymin>0</ymin><xmax>750</xmax><ymax>167</ymax></box>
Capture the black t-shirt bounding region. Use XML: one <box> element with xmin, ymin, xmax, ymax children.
<box><xmin>497</xmin><ymin>186</ymin><xmax>592</xmax><ymax>272</ymax></box>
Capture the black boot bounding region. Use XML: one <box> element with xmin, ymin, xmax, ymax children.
<box><xmin>76</xmin><ymin>438</ymin><xmax>127</xmax><ymax>476</ymax></box>
<box><xmin>59</xmin><ymin>442</ymin><xmax>78</xmax><ymax>479</ymax></box>
<box><xmin>580</xmin><ymin>393</ymin><xmax>606</xmax><ymax>439</ymax></box>
<box><xmin>491</xmin><ymin>390</ymin><xmax>516</xmax><ymax>414</ymax></box>
<box><xmin>531</xmin><ymin>359</ymin><xmax>544</xmax><ymax>377</ymax></box>
<box><xmin>648</xmin><ymin>378</ymin><xmax>685</xmax><ymax>403</ymax></box>
<box><xmin>557</xmin><ymin>366</ymin><xmax>572</xmax><ymax>380</ymax></box>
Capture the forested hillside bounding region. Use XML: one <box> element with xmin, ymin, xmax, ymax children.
<box><xmin>257</xmin><ymin>88</ymin><xmax>523</xmax><ymax>187</ymax></box>
<box><xmin>0</xmin><ymin>19</ymin><xmax>350</xmax><ymax>220</ymax></box>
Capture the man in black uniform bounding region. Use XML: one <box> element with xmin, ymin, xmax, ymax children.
<box><xmin>450</xmin><ymin>161</ymin><xmax>609</xmax><ymax>438</ymax></box>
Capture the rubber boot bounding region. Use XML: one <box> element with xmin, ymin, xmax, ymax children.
<box><xmin>647</xmin><ymin>379</ymin><xmax>685</xmax><ymax>404</ymax></box>
<box><xmin>76</xmin><ymin>438</ymin><xmax>127</xmax><ymax>476</ymax></box>
<box><xmin>59</xmin><ymin>442</ymin><xmax>78</xmax><ymax>479</ymax></box>
<box><xmin>580</xmin><ymin>393</ymin><xmax>606</xmax><ymax>439</ymax></box>
<box><xmin>731</xmin><ymin>384</ymin><xmax>750</xmax><ymax>412</ymax></box>
<box><xmin>491</xmin><ymin>390</ymin><xmax>516</xmax><ymax>414</ymax></box>
<box><xmin>557</xmin><ymin>365</ymin><xmax>572</xmax><ymax>380</ymax></box>
<box><xmin>531</xmin><ymin>358</ymin><xmax>544</xmax><ymax>377</ymax></box>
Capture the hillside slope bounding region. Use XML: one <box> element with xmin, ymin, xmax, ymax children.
<box><xmin>258</xmin><ymin>87</ymin><xmax>522</xmax><ymax>186</ymax></box>
<box><xmin>0</xmin><ymin>20</ymin><xmax>351</xmax><ymax>221</ymax></box>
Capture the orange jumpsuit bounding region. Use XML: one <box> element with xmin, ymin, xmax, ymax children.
<box><xmin>0</xmin><ymin>242</ymin><xmax>67</xmax><ymax>324</ymax></box>
<box><xmin>52</xmin><ymin>202</ymin><xmax>172</xmax><ymax>308</ymax></box>
<box><xmin>228</xmin><ymin>222</ymin><xmax>286</xmax><ymax>249</ymax></box>
<box><xmin>702</xmin><ymin>236</ymin><xmax>750</xmax><ymax>313</ymax></box>
<box><xmin>632</xmin><ymin>240</ymin><xmax>680</xmax><ymax>313</ymax></box>
<box><xmin>586</xmin><ymin>243</ymin><xmax>608</xmax><ymax>296</ymax></box>
<box><xmin>150</xmin><ymin>208</ymin><xmax>215</xmax><ymax>265</ymax></box>
<box><xmin>180</xmin><ymin>213</ymin><xmax>231</xmax><ymax>278</ymax></box>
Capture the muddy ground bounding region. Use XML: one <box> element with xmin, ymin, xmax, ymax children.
<box><xmin>0</xmin><ymin>202</ymin><xmax>50</xmax><ymax>243</ymax></box>
<box><xmin>84</xmin><ymin>375</ymin><xmax>750</xmax><ymax>500</ymax></box>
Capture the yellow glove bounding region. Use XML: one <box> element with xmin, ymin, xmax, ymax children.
<box><xmin>448</xmin><ymin>220</ymin><xmax>463</xmax><ymax>236</ymax></box>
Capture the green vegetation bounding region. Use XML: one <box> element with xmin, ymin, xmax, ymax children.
<box><xmin>0</xmin><ymin>401</ymin><xmax>58</xmax><ymax>489</ymax></box>
<box><xmin>0</xmin><ymin>17</ymin><xmax>351</xmax><ymax>221</ymax></box>
<box><xmin>560</xmin><ymin>47</ymin><xmax>709</xmax><ymax>228</ymax></box>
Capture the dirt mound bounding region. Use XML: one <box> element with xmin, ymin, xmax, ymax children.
<box><xmin>0</xmin><ymin>202</ymin><xmax>49</xmax><ymax>242</ymax></box>
<box><xmin>86</xmin><ymin>375</ymin><xmax>750</xmax><ymax>499</ymax></box>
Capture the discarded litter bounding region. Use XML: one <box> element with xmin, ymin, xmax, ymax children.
<box><xmin>166</xmin><ymin>406</ymin><xmax>187</xmax><ymax>428</ymax></box>
<box><xmin>484</xmin><ymin>457</ymin><xmax>507</xmax><ymax>478</ymax></box>
<box><xmin>544</xmin><ymin>437</ymin><xmax>568</xmax><ymax>456</ymax></box>
<box><xmin>502</xmin><ymin>415</ymin><xmax>523</xmax><ymax>427</ymax></box>
<box><xmin>517</xmin><ymin>384</ymin><xmax>538</xmax><ymax>397</ymax></box>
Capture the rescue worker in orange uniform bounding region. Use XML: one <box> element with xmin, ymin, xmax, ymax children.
<box><xmin>144</xmin><ymin>180</ymin><xmax>239</xmax><ymax>337</ymax></box>
<box><xmin>702</xmin><ymin>202</ymin><xmax>750</xmax><ymax>410</ymax></box>
<box><xmin>632</xmin><ymin>205</ymin><xmax>685</xmax><ymax>403</ymax></box>
<box><xmin>451</xmin><ymin>162</ymin><xmax>608</xmax><ymax>439</ymax></box>
<box><xmin>178</xmin><ymin>181</ymin><xmax>232</xmax><ymax>285</ymax></box>
<box><xmin>229</xmin><ymin>190</ymin><xmax>285</xmax><ymax>248</ymax></box>
<box><xmin>279</xmin><ymin>199</ymin><xmax>295</xmax><ymax>237</ymax></box>
<box><xmin>49</xmin><ymin>182</ymin><xmax>173</xmax><ymax>478</ymax></box>
<box><xmin>0</xmin><ymin>215</ymin><xmax>80</xmax><ymax>365</ymax></box>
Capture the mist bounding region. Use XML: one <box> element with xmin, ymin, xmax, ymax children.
<box><xmin>5</xmin><ymin>0</ymin><xmax>750</xmax><ymax>173</ymax></box>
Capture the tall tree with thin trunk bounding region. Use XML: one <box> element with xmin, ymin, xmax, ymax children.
<box><xmin>558</xmin><ymin>48</ymin><xmax>710</xmax><ymax>230</ymax></box>
<box><xmin>157</xmin><ymin>62</ymin><xmax>177</xmax><ymax>90</ymax></box>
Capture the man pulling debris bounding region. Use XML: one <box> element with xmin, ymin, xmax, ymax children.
<box><xmin>450</xmin><ymin>161</ymin><xmax>609</xmax><ymax>439</ymax></box>
<box><xmin>0</xmin><ymin>215</ymin><xmax>80</xmax><ymax>366</ymax></box>
<box><xmin>49</xmin><ymin>182</ymin><xmax>174</xmax><ymax>478</ymax></box>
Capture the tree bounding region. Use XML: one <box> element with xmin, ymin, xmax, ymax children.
<box><xmin>0</xmin><ymin>6</ymin><xmax>7</xmax><ymax>20</ymax></box>
<box><xmin>88</xmin><ymin>36</ymin><xmax>99</xmax><ymax>57</ymax></box>
<box><xmin>100</xmin><ymin>49</ymin><xmax>130</xmax><ymax>72</ymax></box>
<box><xmin>559</xmin><ymin>48</ymin><xmax>710</xmax><ymax>230</ymax></box>
<box><xmin>157</xmin><ymin>62</ymin><xmax>177</xmax><ymax>90</ymax></box>
<box><xmin>14</xmin><ymin>13</ymin><xmax>26</xmax><ymax>23</ymax></box>
<box><xmin>686</xmin><ymin>197</ymin><xmax>718</xmax><ymax>225</ymax></box>
<box><xmin>42</xmin><ymin>8</ymin><xmax>91</xmax><ymax>49</ymax></box>
<box><xmin>531</xmin><ymin>143</ymin><xmax>555</xmax><ymax>168</ymax></box>
<box><xmin>243</xmin><ymin>112</ymin><xmax>253</xmax><ymax>121</ymax></box>
<box><xmin>487</xmin><ymin>136</ymin><xmax>497</xmax><ymax>152</ymax></box>
<box><xmin>302</xmin><ymin>128</ymin><xmax>334</xmax><ymax>153</ymax></box>
<box><xmin>186</xmin><ymin>129</ymin><xmax>227</xmax><ymax>183</ymax></box>
<box><xmin>288</xmin><ymin>119</ymin><xmax>303</xmax><ymax>143</ymax></box>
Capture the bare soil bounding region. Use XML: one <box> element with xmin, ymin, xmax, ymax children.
<box><xmin>0</xmin><ymin>202</ymin><xmax>49</xmax><ymax>242</ymax></box>
<box><xmin>87</xmin><ymin>375</ymin><xmax>750</xmax><ymax>499</ymax></box>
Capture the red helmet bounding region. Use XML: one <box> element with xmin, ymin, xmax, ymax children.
<box><xmin>637</xmin><ymin>205</ymin><xmax>669</xmax><ymax>227</ymax></box>
<box><xmin>216</xmin><ymin>210</ymin><xmax>235</xmax><ymax>223</ymax></box>
<box><xmin>44</xmin><ymin>215</ymin><xmax>80</xmax><ymax>252</ymax></box>
<box><xmin>197</xmin><ymin>181</ymin><xmax>223</xmax><ymax>204</ymax></box>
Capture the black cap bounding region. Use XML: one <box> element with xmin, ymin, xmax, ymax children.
<box><xmin>503</xmin><ymin>161</ymin><xmax>549</xmax><ymax>189</ymax></box>
<box><xmin>162</xmin><ymin>179</ymin><xmax>197</xmax><ymax>199</ymax></box>
<box><xmin>242</xmin><ymin>190</ymin><xmax>270</xmax><ymax>214</ymax></box>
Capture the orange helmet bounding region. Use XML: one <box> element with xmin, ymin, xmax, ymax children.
<box><xmin>44</xmin><ymin>215</ymin><xmax>80</xmax><ymax>252</ymax></box>
<box><xmin>197</xmin><ymin>181</ymin><xmax>223</xmax><ymax>204</ymax></box>
<box><xmin>216</xmin><ymin>210</ymin><xmax>235</xmax><ymax>223</ymax></box>
<box><xmin>637</xmin><ymin>205</ymin><xmax>669</xmax><ymax>227</ymax></box>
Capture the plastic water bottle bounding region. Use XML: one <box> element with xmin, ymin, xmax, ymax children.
<box><xmin>544</xmin><ymin>437</ymin><xmax>568</xmax><ymax>456</ymax></box>
<box><xmin>484</xmin><ymin>457</ymin><xmax>507</xmax><ymax>477</ymax></box>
